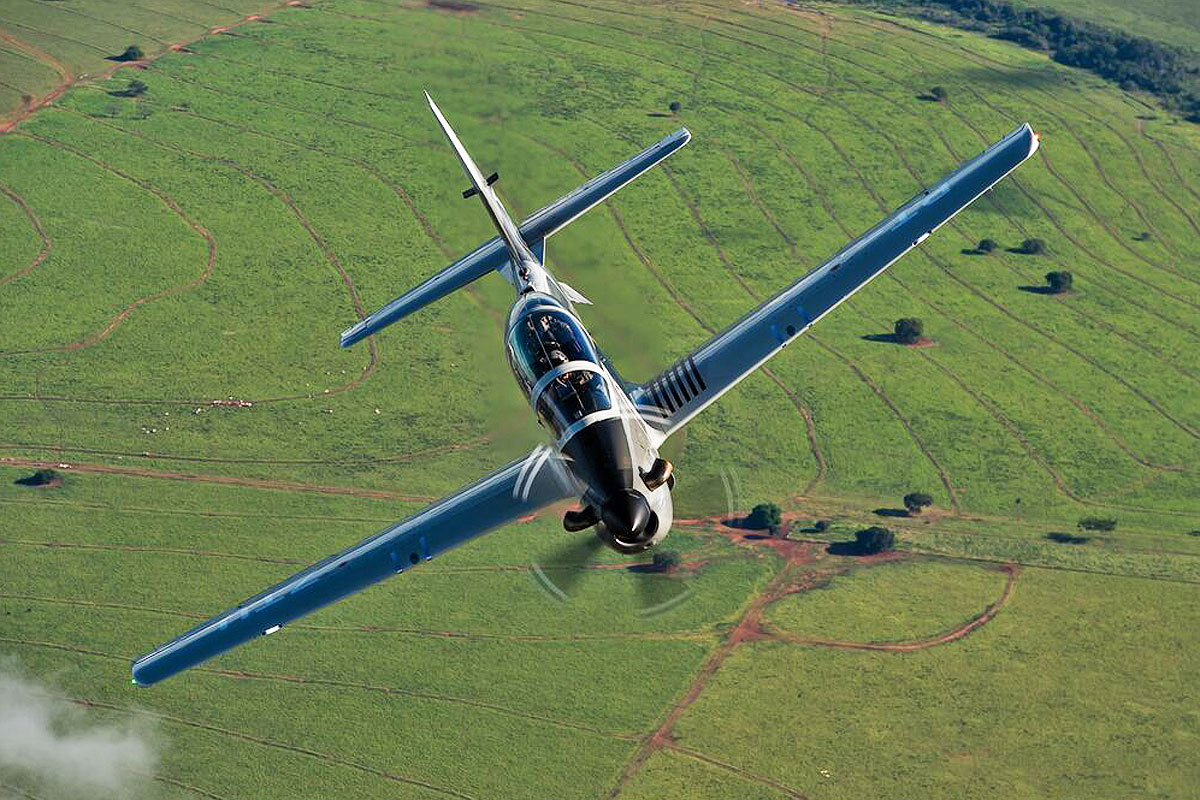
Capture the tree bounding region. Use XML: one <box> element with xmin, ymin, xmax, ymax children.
<box><xmin>855</xmin><ymin>526</ymin><xmax>895</xmax><ymax>555</ymax></box>
<box><xmin>930</xmin><ymin>85</ymin><xmax>949</xmax><ymax>102</ymax></box>
<box><xmin>903</xmin><ymin>492</ymin><xmax>933</xmax><ymax>515</ymax></box>
<box><xmin>1045</xmin><ymin>270</ymin><xmax>1073</xmax><ymax>294</ymax></box>
<box><xmin>14</xmin><ymin>468</ymin><xmax>59</xmax><ymax>487</ymax></box>
<box><xmin>669</xmin><ymin>100</ymin><xmax>682</xmax><ymax>113</ymax></box>
<box><xmin>1078</xmin><ymin>516</ymin><xmax>1117</xmax><ymax>532</ymax></box>
<box><xmin>893</xmin><ymin>317</ymin><xmax>924</xmax><ymax>345</ymax></box>
<box><xmin>652</xmin><ymin>551</ymin><xmax>681</xmax><ymax>573</ymax></box>
<box><xmin>114</xmin><ymin>44</ymin><xmax>144</xmax><ymax>62</ymax></box>
<box><xmin>746</xmin><ymin>502</ymin><xmax>782</xmax><ymax>534</ymax></box>
<box><xmin>813</xmin><ymin>520</ymin><xmax>830</xmax><ymax>532</ymax></box>
<box><xmin>1133</xmin><ymin>231</ymin><xmax>1151</xmax><ymax>241</ymax></box>
<box><xmin>977</xmin><ymin>238</ymin><xmax>997</xmax><ymax>253</ymax></box>
<box><xmin>1020</xmin><ymin>238</ymin><xmax>1046</xmax><ymax>255</ymax></box>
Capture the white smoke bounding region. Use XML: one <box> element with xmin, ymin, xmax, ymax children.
<box><xmin>0</xmin><ymin>665</ymin><xmax>158</xmax><ymax>798</ymax></box>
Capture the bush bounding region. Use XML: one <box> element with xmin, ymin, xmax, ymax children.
<box><xmin>855</xmin><ymin>526</ymin><xmax>895</xmax><ymax>554</ymax></box>
<box><xmin>112</xmin><ymin>45</ymin><xmax>145</xmax><ymax>62</ymax></box>
<box><xmin>1045</xmin><ymin>270</ymin><xmax>1073</xmax><ymax>293</ymax></box>
<box><xmin>893</xmin><ymin>317</ymin><xmax>924</xmax><ymax>345</ymax></box>
<box><xmin>14</xmin><ymin>468</ymin><xmax>59</xmax><ymax>487</ymax></box>
<box><xmin>1020</xmin><ymin>238</ymin><xmax>1045</xmax><ymax>254</ymax></box>
<box><xmin>930</xmin><ymin>85</ymin><xmax>948</xmax><ymax>101</ymax></box>
<box><xmin>903</xmin><ymin>492</ymin><xmax>933</xmax><ymax>515</ymax></box>
<box><xmin>669</xmin><ymin>100</ymin><xmax>682</xmax><ymax>113</ymax></box>
<box><xmin>977</xmin><ymin>238</ymin><xmax>997</xmax><ymax>253</ymax></box>
<box><xmin>745</xmin><ymin>502</ymin><xmax>782</xmax><ymax>533</ymax></box>
<box><xmin>1078</xmin><ymin>516</ymin><xmax>1117</xmax><ymax>532</ymax></box>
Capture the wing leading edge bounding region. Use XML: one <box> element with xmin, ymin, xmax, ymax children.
<box><xmin>634</xmin><ymin>123</ymin><xmax>1040</xmax><ymax>437</ymax></box>
<box><xmin>131</xmin><ymin>447</ymin><xmax>578</xmax><ymax>686</ymax></box>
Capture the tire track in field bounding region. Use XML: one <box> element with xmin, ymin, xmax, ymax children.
<box><xmin>0</xmin><ymin>434</ymin><xmax>486</xmax><ymax>466</ymax></box>
<box><xmin>662</xmin><ymin>1</ymin><xmax>1200</xmax><ymax>314</ymax></box>
<box><xmin>60</xmin><ymin>109</ymin><xmax>381</xmax><ymax>403</ymax></box>
<box><xmin>837</xmin><ymin>12</ymin><xmax>1200</xmax><ymax>286</ymax></box>
<box><xmin>0</xmin><ymin>180</ymin><xmax>51</xmax><ymax>285</ymax></box>
<box><xmin>0</xmin><ymin>132</ymin><xmax>217</xmax><ymax>358</ymax></box>
<box><xmin>0</xmin><ymin>593</ymin><xmax>710</xmax><ymax>643</ymax></box>
<box><xmin>468</xmin><ymin>0</ymin><xmax>1200</xmax><ymax>444</ymax></box>
<box><xmin>767</xmin><ymin>563</ymin><xmax>1018</xmax><ymax>651</ymax></box>
<box><xmin>148</xmin><ymin>773</ymin><xmax>228</xmax><ymax>800</ymax></box>
<box><xmin>661</xmin><ymin>743</ymin><xmax>811</xmax><ymax>799</ymax></box>
<box><xmin>696</xmin><ymin>3</ymin><xmax>1200</xmax><ymax>349</ymax></box>
<box><xmin>0</xmin><ymin>635</ymin><xmax>637</xmax><ymax>746</ymax></box>
<box><xmin>0</xmin><ymin>496</ymin><xmax>398</xmax><ymax>524</ymax></box>
<box><xmin>0</xmin><ymin>455</ymin><xmax>437</xmax><ymax>501</ymax></box>
<box><xmin>747</xmin><ymin>118</ymin><xmax>1185</xmax><ymax>473</ymax></box>
<box><xmin>686</xmin><ymin>2</ymin><xmax>1200</xmax><ymax>354</ymax></box>
<box><xmin>511</xmin><ymin>127</ymin><xmax>829</xmax><ymax>494</ymax></box>
<box><xmin>0</xmin><ymin>1</ymin><xmax>298</xmax><ymax>133</ymax></box>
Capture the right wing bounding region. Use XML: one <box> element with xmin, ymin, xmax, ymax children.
<box><xmin>340</xmin><ymin>128</ymin><xmax>691</xmax><ymax>348</ymax></box>
<box><xmin>633</xmin><ymin>123</ymin><xmax>1040</xmax><ymax>437</ymax></box>
<box><xmin>131</xmin><ymin>446</ymin><xmax>578</xmax><ymax>686</ymax></box>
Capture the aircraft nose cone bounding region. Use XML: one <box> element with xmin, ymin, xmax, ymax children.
<box><xmin>601</xmin><ymin>489</ymin><xmax>652</xmax><ymax>546</ymax></box>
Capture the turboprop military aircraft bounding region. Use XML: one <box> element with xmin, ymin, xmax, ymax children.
<box><xmin>131</xmin><ymin>94</ymin><xmax>1040</xmax><ymax>685</ymax></box>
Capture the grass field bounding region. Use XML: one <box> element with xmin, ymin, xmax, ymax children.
<box><xmin>1</xmin><ymin>0</ymin><xmax>1198</xmax><ymax>797</ymax></box>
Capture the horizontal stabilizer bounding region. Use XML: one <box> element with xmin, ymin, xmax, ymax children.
<box><xmin>558</xmin><ymin>281</ymin><xmax>592</xmax><ymax>305</ymax></box>
<box><xmin>341</xmin><ymin>127</ymin><xmax>690</xmax><ymax>347</ymax></box>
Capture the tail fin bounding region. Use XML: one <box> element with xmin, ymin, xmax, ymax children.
<box><xmin>425</xmin><ymin>92</ymin><xmax>536</xmax><ymax>266</ymax></box>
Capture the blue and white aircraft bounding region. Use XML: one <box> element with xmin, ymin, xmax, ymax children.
<box><xmin>132</xmin><ymin>95</ymin><xmax>1039</xmax><ymax>685</ymax></box>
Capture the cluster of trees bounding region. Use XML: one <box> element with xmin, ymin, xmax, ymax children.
<box><xmin>893</xmin><ymin>317</ymin><xmax>924</xmax><ymax>344</ymax></box>
<box><xmin>1045</xmin><ymin>270</ymin><xmax>1073</xmax><ymax>293</ymax></box>
<box><xmin>856</xmin><ymin>0</ymin><xmax>1200</xmax><ymax>120</ymax></box>
<box><xmin>969</xmin><ymin>237</ymin><xmax>1043</xmax><ymax>254</ymax></box>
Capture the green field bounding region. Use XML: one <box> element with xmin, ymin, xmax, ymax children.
<box><xmin>1</xmin><ymin>0</ymin><xmax>1198</xmax><ymax>797</ymax></box>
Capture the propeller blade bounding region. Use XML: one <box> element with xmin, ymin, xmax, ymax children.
<box><xmin>632</xmin><ymin>560</ymin><xmax>693</xmax><ymax>618</ymax></box>
<box><xmin>531</xmin><ymin>533</ymin><xmax>605</xmax><ymax>601</ymax></box>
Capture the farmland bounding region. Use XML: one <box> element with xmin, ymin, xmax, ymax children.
<box><xmin>1</xmin><ymin>0</ymin><xmax>1198</xmax><ymax>797</ymax></box>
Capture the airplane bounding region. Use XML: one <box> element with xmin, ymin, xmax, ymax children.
<box><xmin>131</xmin><ymin>94</ymin><xmax>1040</xmax><ymax>686</ymax></box>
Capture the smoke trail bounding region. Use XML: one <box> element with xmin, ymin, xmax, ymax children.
<box><xmin>0</xmin><ymin>665</ymin><xmax>158</xmax><ymax>798</ymax></box>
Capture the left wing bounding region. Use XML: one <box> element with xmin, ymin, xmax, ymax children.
<box><xmin>131</xmin><ymin>447</ymin><xmax>578</xmax><ymax>686</ymax></box>
<box><xmin>633</xmin><ymin>123</ymin><xmax>1040</xmax><ymax>438</ymax></box>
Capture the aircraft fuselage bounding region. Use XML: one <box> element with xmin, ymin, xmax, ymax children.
<box><xmin>504</xmin><ymin>292</ymin><xmax>672</xmax><ymax>552</ymax></box>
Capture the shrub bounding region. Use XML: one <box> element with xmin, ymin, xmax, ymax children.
<box><xmin>977</xmin><ymin>238</ymin><xmax>997</xmax><ymax>253</ymax></box>
<box><xmin>903</xmin><ymin>492</ymin><xmax>933</xmax><ymax>515</ymax></box>
<box><xmin>1020</xmin><ymin>238</ymin><xmax>1045</xmax><ymax>254</ymax></box>
<box><xmin>746</xmin><ymin>502</ymin><xmax>782</xmax><ymax>533</ymax></box>
<box><xmin>855</xmin><ymin>526</ymin><xmax>895</xmax><ymax>554</ymax></box>
<box><xmin>930</xmin><ymin>85</ymin><xmax>948</xmax><ymax>101</ymax></box>
<box><xmin>669</xmin><ymin>100</ymin><xmax>682</xmax><ymax>113</ymax></box>
<box><xmin>1078</xmin><ymin>516</ymin><xmax>1117</xmax><ymax>532</ymax></box>
<box><xmin>893</xmin><ymin>317</ymin><xmax>924</xmax><ymax>345</ymax></box>
<box><xmin>113</xmin><ymin>45</ymin><xmax>144</xmax><ymax>62</ymax></box>
<box><xmin>1045</xmin><ymin>270</ymin><xmax>1073</xmax><ymax>293</ymax></box>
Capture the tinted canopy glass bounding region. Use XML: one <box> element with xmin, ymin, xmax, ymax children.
<box><xmin>508</xmin><ymin>306</ymin><xmax>599</xmax><ymax>390</ymax></box>
<box><xmin>536</xmin><ymin>369</ymin><xmax>613</xmax><ymax>434</ymax></box>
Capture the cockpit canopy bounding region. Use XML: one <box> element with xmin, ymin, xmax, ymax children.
<box><xmin>507</xmin><ymin>302</ymin><xmax>601</xmax><ymax>391</ymax></box>
<box><xmin>507</xmin><ymin>300</ymin><xmax>613</xmax><ymax>436</ymax></box>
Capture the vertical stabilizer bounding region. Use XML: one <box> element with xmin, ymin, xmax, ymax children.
<box><xmin>425</xmin><ymin>92</ymin><xmax>536</xmax><ymax>266</ymax></box>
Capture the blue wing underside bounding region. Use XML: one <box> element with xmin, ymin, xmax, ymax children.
<box><xmin>131</xmin><ymin>448</ymin><xmax>576</xmax><ymax>686</ymax></box>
